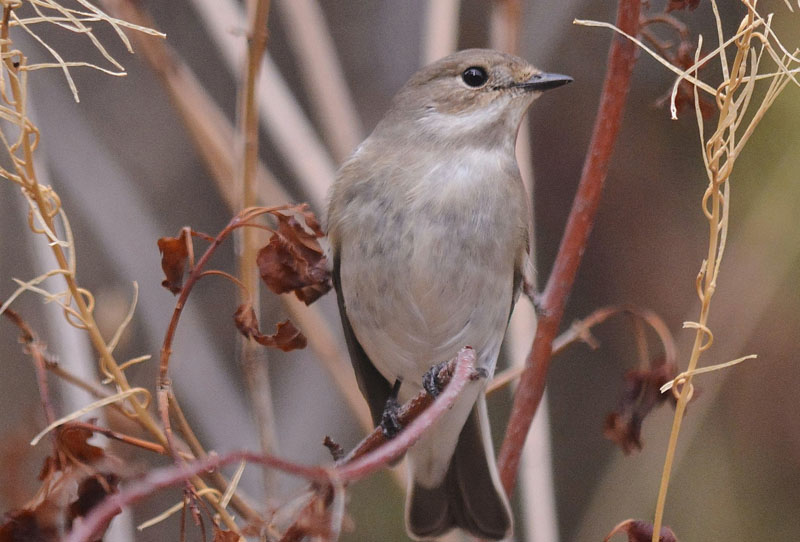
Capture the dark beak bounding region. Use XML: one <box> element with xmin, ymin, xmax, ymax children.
<box><xmin>516</xmin><ymin>72</ymin><xmax>573</xmax><ymax>92</ymax></box>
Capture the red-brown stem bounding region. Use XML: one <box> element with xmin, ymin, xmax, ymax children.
<box><xmin>67</xmin><ymin>348</ymin><xmax>475</xmax><ymax>542</ymax></box>
<box><xmin>3</xmin><ymin>309</ymin><xmax>58</xmax><ymax>454</ymax></box>
<box><xmin>497</xmin><ymin>0</ymin><xmax>642</xmax><ymax>495</ymax></box>
<box><xmin>157</xmin><ymin>207</ymin><xmax>288</xmax><ymax>457</ymax></box>
<box><xmin>70</xmin><ymin>420</ymin><xmax>168</xmax><ymax>455</ymax></box>
<box><xmin>63</xmin><ymin>450</ymin><xmax>330</xmax><ymax>542</ymax></box>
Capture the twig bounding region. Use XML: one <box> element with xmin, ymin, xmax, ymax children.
<box><xmin>67</xmin><ymin>348</ymin><xmax>476</xmax><ymax>542</ymax></box>
<box><xmin>63</xmin><ymin>450</ymin><xmax>329</xmax><ymax>542</ymax></box>
<box><xmin>497</xmin><ymin>0</ymin><xmax>642</xmax><ymax>495</ymax></box>
<box><xmin>236</xmin><ymin>0</ymin><xmax>280</xmax><ymax>497</ymax></box>
<box><xmin>189</xmin><ymin>0</ymin><xmax>336</xmax><ymax>208</ymax></box>
<box><xmin>102</xmin><ymin>0</ymin><xmax>374</xmax><ymax>438</ymax></box>
<box><xmin>3</xmin><ymin>308</ymin><xmax>58</xmax><ymax>452</ymax></box>
<box><xmin>488</xmin><ymin>305</ymin><xmax>675</xmax><ymax>394</ymax></box>
<box><xmin>70</xmin><ymin>420</ymin><xmax>167</xmax><ymax>455</ymax></box>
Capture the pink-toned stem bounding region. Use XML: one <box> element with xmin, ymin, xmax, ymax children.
<box><xmin>3</xmin><ymin>309</ymin><xmax>58</xmax><ymax>452</ymax></box>
<box><xmin>337</xmin><ymin>347</ymin><xmax>476</xmax><ymax>482</ymax></box>
<box><xmin>157</xmin><ymin>206</ymin><xmax>289</xmax><ymax>457</ymax></box>
<box><xmin>497</xmin><ymin>0</ymin><xmax>642</xmax><ymax>495</ymax></box>
<box><xmin>63</xmin><ymin>451</ymin><xmax>329</xmax><ymax>542</ymax></box>
<box><xmin>67</xmin><ymin>348</ymin><xmax>476</xmax><ymax>542</ymax></box>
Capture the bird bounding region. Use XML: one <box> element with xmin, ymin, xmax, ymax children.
<box><xmin>326</xmin><ymin>48</ymin><xmax>571</xmax><ymax>540</ymax></box>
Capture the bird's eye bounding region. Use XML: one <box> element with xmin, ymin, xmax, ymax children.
<box><xmin>461</xmin><ymin>67</ymin><xmax>488</xmax><ymax>87</ymax></box>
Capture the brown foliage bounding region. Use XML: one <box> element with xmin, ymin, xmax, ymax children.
<box><xmin>157</xmin><ymin>228</ymin><xmax>190</xmax><ymax>294</ymax></box>
<box><xmin>604</xmin><ymin>360</ymin><xmax>678</xmax><ymax>454</ymax></box>
<box><xmin>0</xmin><ymin>424</ymin><xmax>122</xmax><ymax>542</ymax></box>
<box><xmin>604</xmin><ymin>519</ymin><xmax>678</xmax><ymax>542</ymax></box>
<box><xmin>666</xmin><ymin>0</ymin><xmax>700</xmax><ymax>12</ymax></box>
<box><xmin>257</xmin><ymin>206</ymin><xmax>331</xmax><ymax>305</ymax></box>
<box><xmin>233</xmin><ymin>303</ymin><xmax>307</xmax><ymax>352</ymax></box>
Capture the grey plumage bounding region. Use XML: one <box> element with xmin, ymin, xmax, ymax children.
<box><xmin>327</xmin><ymin>49</ymin><xmax>571</xmax><ymax>540</ymax></box>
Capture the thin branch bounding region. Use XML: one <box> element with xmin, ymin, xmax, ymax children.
<box><xmin>67</xmin><ymin>348</ymin><xmax>476</xmax><ymax>542</ymax></box>
<box><xmin>189</xmin><ymin>0</ymin><xmax>336</xmax><ymax>208</ymax></box>
<box><xmin>101</xmin><ymin>0</ymin><xmax>374</xmax><ymax>438</ymax></box>
<box><xmin>3</xmin><ymin>308</ymin><xmax>58</xmax><ymax>453</ymax></box>
<box><xmin>237</xmin><ymin>0</ymin><xmax>280</xmax><ymax>497</ymax></box>
<box><xmin>497</xmin><ymin>0</ymin><xmax>642</xmax><ymax>495</ymax></box>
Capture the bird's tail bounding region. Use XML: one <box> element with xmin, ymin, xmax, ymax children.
<box><xmin>405</xmin><ymin>397</ymin><xmax>512</xmax><ymax>540</ymax></box>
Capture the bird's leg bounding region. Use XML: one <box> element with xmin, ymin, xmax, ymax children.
<box><xmin>380</xmin><ymin>379</ymin><xmax>403</xmax><ymax>438</ymax></box>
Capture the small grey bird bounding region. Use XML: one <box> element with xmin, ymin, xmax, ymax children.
<box><xmin>327</xmin><ymin>49</ymin><xmax>571</xmax><ymax>540</ymax></box>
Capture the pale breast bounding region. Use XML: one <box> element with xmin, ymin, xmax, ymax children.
<box><xmin>334</xmin><ymin>146</ymin><xmax>527</xmax><ymax>392</ymax></box>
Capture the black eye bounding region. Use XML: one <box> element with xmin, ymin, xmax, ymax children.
<box><xmin>462</xmin><ymin>66</ymin><xmax>488</xmax><ymax>87</ymax></box>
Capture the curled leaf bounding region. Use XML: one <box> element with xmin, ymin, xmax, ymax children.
<box><xmin>604</xmin><ymin>519</ymin><xmax>678</xmax><ymax>542</ymax></box>
<box><xmin>157</xmin><ymin>228</ymin><xmax>190</xmax><ymax>294</ymax></box>
<box><xmin>234</xmin><ymin>304</ymin><xmax>307</xmax><ymax>352</ymax></box>
<box><xmin>257</xmin><ymin>207</ymin><xmax>331</xmax><ymax>305</ymax></box>
<box><xmin>604</xmin><ymin>359</ymin><xmax>678</xmax><ymax>454</ymax></box>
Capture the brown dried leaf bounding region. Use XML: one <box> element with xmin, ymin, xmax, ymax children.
<box><xmin>257</xmin><ymin>207</ymin><xmax>331</xmax><ymax>305</ymax></box>
<box><xmin>604</xmin><ymin>519</ymin><xmax>678</xmax><ymax>542</ymax></box>
<box><xmin>0</xmin><ymin>509</ymin><xmax>57</xmax><ymax>542</ymax></box>
<box><xmin>3</xmin><ymin>425</ymin><xmax>121</xmax><ymax>542</ymax></box>
<box><xmin>234</xmin><ymin>304</ymin><xmax>307</xmax><ymax>352</ymax></box>
<box><xmin>253</xmin><ymin>320</ymin><xmax>307</xmax><ymax>352</ymax></box>
<box><xmin>158</xmin><ymin>228</ymin><xmax>190</xmax><ymax>294</ymax></box>
<box><xmin>666</xmin><ymin>0</ymin><xmax>700</xmax><ymax>11</ymax></box>
<box><xmin>58</xmin><ymin>425</ymin><xmax>105</xmax><ymax>464</ymax></box>
<box><xmin>604</xmin><ymin>360</ymin><xmax>678</xmax><ymax>454</ymax></box>
<box><xmin>67</xmin><ymin>474</ymin><xmax>120</xmax><ymax>536</ymax></box>
<box><xmin>213</xmin><ymin>527</ymin><xmax>241</xmax><ymax>542</ymax></box>
<box><xmin>233</xmin><ymin>303</ymin><xmax>261</xmax><ymax>339</ymax></box>
<box><xmin>656</xmin><ymin>41</ymin><xmax>715</xmax><ymax>119</ymax></box>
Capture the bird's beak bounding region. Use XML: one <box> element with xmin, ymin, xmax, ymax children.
<box><xmin>515</xmin><ymin>72</ymin><xmax>573</xmax><ymax>92</ymax></box>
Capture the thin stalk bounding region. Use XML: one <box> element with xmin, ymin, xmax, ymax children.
<box><xmin>497</xmin><ymin>0</ymin><xmax>642</xmax><ymax>495</ymax></box>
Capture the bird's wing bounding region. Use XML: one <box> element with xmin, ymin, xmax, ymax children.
<box><xmin>332</xmin><ymin>251</ymin><xmax>393</xmax><ymax>428</ymax></box>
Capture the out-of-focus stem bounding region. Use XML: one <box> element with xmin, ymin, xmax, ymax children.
<box><xmin>497</xmin><ymin>0</ymin><xmax>642</xmax><ymax>495</ymax></box>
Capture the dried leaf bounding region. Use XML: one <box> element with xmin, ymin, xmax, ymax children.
<box><xmin>233</xmin><ymin>303</ymin><xmax>261</xmax><ymax>339</ymax></box>
<box><xmin>604</xmin><ymin>519</ymin><xmax>678</xmax><ymax>542</ymax></box>
<box><xmin>0</xmin><ymin>509</ymin><xmax>57</xmax><ymax>542</ymax></box>
<box><xmin>157</xmin><ymin>229</ymin><xmax>190</xmax><ymax>294</ymax></box>
<box><xmin>213</xmin><ymin>527</ymin><xmax>241</xmax><ymax>542</ymax></box>
<box><xmin>254</xmin><ymin>320</ymin><xmax>307</xmax><ymax>352</ymax></box>
<box><xmin>666</xmin><ymin>0</ymin><xmax>700</xmax><ymax>11</ymax></box>
<box><xmin>604</xmin><ymin>360</ymin><xmax>678</xmax><ymax>454</ymax></box>
<box><xmin>234</xmin><ymin>304</ymin><xmax>307</xmax><ymax>352</ymax></box>
<box><xmin>257</xmin><ymin>208</ymin><xmax>331</xmax><ymax>305</ymax></box>
<box><xmin>656</xmin><ymin>41</ymin><xmax>715</xmax><ymax>119</ymax></box>
<box><xmin>67</xmin><ymin>474</ymin><xmax>120</xmax><ymax>533</ymax></box>
<box><xmin>3</xmin><ymin>425</ymin><xmax>122</xmax><ymax>542</ymax></box>
<box><xmin>58</xmin><ymin>425</ymin><xmax>105</xmax><ymax>464</ymax></box>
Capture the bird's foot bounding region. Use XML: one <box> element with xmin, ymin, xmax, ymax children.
<box><xmin>380</xmin><ymin>379</ymin><xmax>403</xmax><ymax>439</ymax></box>
<box><xmin>422</xmin><ymin>360</ymin><xmax>451</xmax><ymax>398</ymax></box>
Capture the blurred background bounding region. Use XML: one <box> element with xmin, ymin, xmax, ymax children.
<box><xmin>0</xmin><ymin>1</ymin><xmax>799</xmax><ymax>540</ymax></box>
